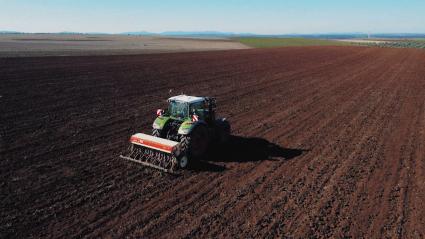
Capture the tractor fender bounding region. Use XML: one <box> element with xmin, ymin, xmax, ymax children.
<box><xmin>152</xmin><ymin>116</ymin><xmax>171</xmax><ymax>130</ymax></box>
<box><xmin>178</xmin><ymin>120</ymin><xmax>207</xmax><ymax>135</ymax></box>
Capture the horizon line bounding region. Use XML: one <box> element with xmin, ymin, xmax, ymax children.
<box><xmin>1</xmin><ymin>30</ymin><xmax>425</xmax><ymax>35</ymax></box>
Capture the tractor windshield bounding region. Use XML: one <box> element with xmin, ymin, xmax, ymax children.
<box><xmin>168</xmin><ymin>100</ymin><xmax>189</xmax><ymax>119</ymax></box>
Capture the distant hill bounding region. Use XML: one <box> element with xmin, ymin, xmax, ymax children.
<box><xmin>160</xmin><ymin>31</ymin><xmax>255</xmax><ymax>37</ymax></box>
<box><xmin>0</xmin><ymin>30</ymin><xmax>23</xmax><ymax>34</ymax></box>
<box><xmin>0</xmin><ymin>31</ymin><xmax>111</xmax><ymax>35</ymax></box>
<box><xmin>370</xmin><ymin>33</ymin><xmax>425</xmax><ymax>39</ymax></box>
<box><xmin>121</xmin><ymin>31</ymin><xmax>158</xmax><ymax>36</ymax></box>
<box><xmin>119</xmin><ymin>31</ymin><xmax>425</xmax><ymax>39</ymax></box>
<box><xmin>120</xmin><ymin>31</ymin><xmax>256</xmax><ymax>38</ymax></box>
<box><xmin>57</xmin><ymin>31</ymin><xmax>110</xmax><ymax>35</ymax></box>
<box><xmin>1</xmin><ymin>30</ymin><xmax>425</xmax><ymax>39</ymax></box>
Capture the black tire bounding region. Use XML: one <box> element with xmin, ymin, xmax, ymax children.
<box><xmin>188</xmin><ymin>125</ymin><xmax>210</xmax><ymax>158</ymax></box>
<box><xmin>152</xmin><ymin>129</ymin><xmax>161</xmax><ymax>137</ymax></box>
<box><xmin>178</xmin><ymin>125</ymin><xmax>209</xmax><ymax>168</ymax></box>
<box><xmin>176</xmin><ymin>136</ymin><xmax>190</xmax><ymax>169</ymax></box>
<box><xmin>216</xmin><ymin>119</ymin><xmax>231</xmax><ymax>144</ymax></box>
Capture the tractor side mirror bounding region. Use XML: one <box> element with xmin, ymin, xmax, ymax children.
<box><xmin>156</xmin><ymin>109</ymin><xmax>164</xmax><ymax>116</ymax></box>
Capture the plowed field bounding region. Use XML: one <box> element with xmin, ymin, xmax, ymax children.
<box><xmin>1</xmin><ymin>46</ymin><xmax>425</xmax><ymax>238</ymax></box>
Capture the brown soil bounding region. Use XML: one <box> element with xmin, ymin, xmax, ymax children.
<box><xmin>1</xmin><ymin>46</ymin><xmax>424</xmax><ymax>238</ymax></box>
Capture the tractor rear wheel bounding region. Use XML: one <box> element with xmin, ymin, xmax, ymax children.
<box><xmin>178</xmin><ymin>125</ymin><xmax>209</xmax><ymax>168</ymax></box>
<box><xmin>216</xmin><ymin>119</ymin><xmax>231</xmax><ymax>144</ymax></box>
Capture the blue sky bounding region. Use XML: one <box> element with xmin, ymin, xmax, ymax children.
<box><xmin>1</xmin><ymin>0</ymin><xmax>424</xmax><ymax>34</ymax></box>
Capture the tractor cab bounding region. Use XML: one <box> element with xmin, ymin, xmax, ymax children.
<box><xmin>166</xmin><ymin>95</ymin><xmax>215</xmax><ymax>122</ymax></box>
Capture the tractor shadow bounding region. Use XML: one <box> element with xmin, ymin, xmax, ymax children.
<box><xmin>189</xmin><ymin>135</ymin><xmax>307</xmax><ymax>172</ymax></box>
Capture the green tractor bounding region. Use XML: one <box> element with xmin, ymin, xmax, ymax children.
<box><xmin>120</xmin><ymin>95</ymin><xmax>230</xmax><ymax>173</ymax></box>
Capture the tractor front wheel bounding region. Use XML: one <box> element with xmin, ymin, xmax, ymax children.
<box><xmin>152</xmin><ymin>129</ymin><xmax>161</xmax><ymax>137</ymax></box>
<box><xmin>178</xmin><ymin>155</ymin><xmax>189</xmax><ymax>168</ymax></box>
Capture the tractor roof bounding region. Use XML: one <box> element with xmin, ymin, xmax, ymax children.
<box><xmin>168</xmin><ymin>95</ymin><xmax>204</xmax><ymax>104</ymax></box>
